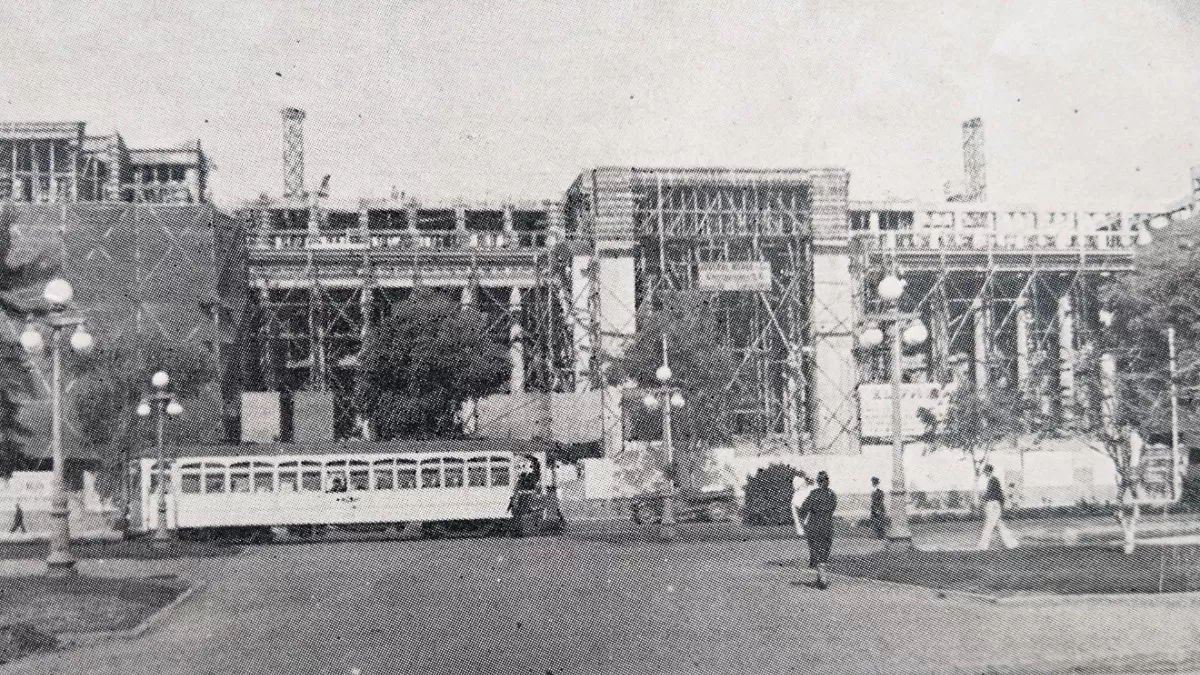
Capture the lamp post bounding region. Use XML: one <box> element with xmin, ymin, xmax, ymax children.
<box><xmin>642</xmin><ymin>339</ymin><xmax>685</xmax><ymax>541</ymax></box>
<box><xmin>859</xmin><ymin>274</ymin><xmax>927</xmax><ymax>549</ymax></box>
<box><xmin>20</xmin><ymin>278</ymin><xmax>95</xmax><ymax>577</ymax></box>
<box><xmin>137</xmin><ymin>371</ymin><xmax>182</xmax><ymax>547</ymax></box>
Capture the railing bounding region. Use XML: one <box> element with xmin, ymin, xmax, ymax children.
<box><xmin>250</xmin><ymin>229</ymin><xmax>555</xmax><ymax>252</ymax></box>
<box><xmin>858</xmin><ymin>230</ymin><xmax>1145</xmax><ymax>253</ymax></box>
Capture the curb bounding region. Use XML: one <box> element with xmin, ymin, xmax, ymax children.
<box><xmin>820</xmin><ymin>571</ymin><xmax>1200</xmax><ymax>607</ymax></box>
<box><xmin>57</xmin><ymin>581</ymin><xmax>205</xmax><ymax>648</ymax></box>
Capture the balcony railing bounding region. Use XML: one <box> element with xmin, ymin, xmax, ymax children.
<box><xmin>857</xmin><ymin>230</ymin><xmax>1145</xmax><ymax>253</ymax></box>
<box><xmin>250</xmin><ymin>229</ymin><xmax>555</xmax><ymax>252</ymax></box>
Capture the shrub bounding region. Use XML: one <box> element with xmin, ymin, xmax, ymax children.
<box><xmin>742</xmin><ymin>464</ymin><xmax>799</xmax><ymax>526</ymax></box>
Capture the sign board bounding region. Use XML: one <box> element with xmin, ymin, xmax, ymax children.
<box><xmin>1138</xmin><ymin>441</ymin><xmax>1180</xmax><ymax>504</ymax></box>
<box><xmin>858</xmin><ymin>383</ymin><xmax>943</xmax><ymax>439</ymax></box>
<box><xmin>697</xmin><ymin>261</ymin><xmax>772</xmax><ymax>292</ymax></box>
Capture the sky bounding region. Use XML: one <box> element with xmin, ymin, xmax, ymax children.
<box><xmin>3</xmin><ymin>0</ymin><xmax>1200</xmax><ymax>210</ymax></box>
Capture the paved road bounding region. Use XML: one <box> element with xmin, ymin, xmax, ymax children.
<box><xmin>7</xmin><ymin>528</ymin><xmax>1200</xmax><ymax>674</ymax></box>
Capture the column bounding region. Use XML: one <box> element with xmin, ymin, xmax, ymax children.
<box><xmin>358</xmin><ymin>279</ymin><xmax>374</xmax><ymax>439</ymax></box>
<box><xmin>509</xmin><ymin>287</ymin><xmax>525</xmax><ymax>394</ymax></box>
<box><xmin>260</xmin><ymin>287</ymin><xmax>279</xmax><ymax>391</ymax></box>
<box><xmin>1058</xmin><ymin>293</ymin><xmax>1075</xmax><ymax>416</ymax></box>
<box><xmin>1015</xmin><ymin>299</ymin><xmax>1031</xmax><ymax>392</ymax></box>
<box><xmin>808</xmin><ymin>169</ymin><xmax>858</xmax><ymax>455</ymax></box>
<box><xmin>502</xmin><ymin>206</ymin><xmax>515</xmax><ymax>247</ymax></box>
<box><xmin>973</xmin><ymin>298</ymin><xmax>988</xmax><ymax>394</ymax></box>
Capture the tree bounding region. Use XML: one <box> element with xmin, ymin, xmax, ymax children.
<box><xmin>619</xmin><ymin>292</ymin><xmax>740</xmax><ymax>493</ymax></box>
<box><xmin>0</xmin><ymin>212</ymin><xmax>52</xmax><ymax>476</ymax></box>
<box><xmin>72</xmin><ymin>337</ymin><xmax>217</xmax><ymax>504</ymax></box>
<box><xmin>917</xmin><ymin>382</ymin><xmax>1029</xmax><ymax>509</ymax></box>
<box><xmin>355</xmin><ymin>289</ymin><xmax>509</xmax><ymax>439</ymax></box>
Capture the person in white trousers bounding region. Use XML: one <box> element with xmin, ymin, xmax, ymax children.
<box><xmin>978</xmin><ymin>464</ymin><xmax>1019</xmax><ymax>550</ymax></box>
<box><xmin>791</xmin><ymin>472</ymin><xmax>813</xmax><ymax>536</ymax></box>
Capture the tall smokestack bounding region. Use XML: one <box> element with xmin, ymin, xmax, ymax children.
<box><xmin>282</xmin><ymin>107</ymin><xmax>306</xmax><ymax>199</ymax></box>
<box><xmin>962</xmin><ymin>117</ymin><xmax>986</xmax><ymax>202</ymax></box>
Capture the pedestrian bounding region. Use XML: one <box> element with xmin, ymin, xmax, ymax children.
<box><xmin>868</xmin><ymin>476</ymin><xmax>887</xmax><ymax>539</ymax></box>
<box><xmin>797</xmin><ymin>470</ymin><xmax>838</xmax><ymax>589</ymax></box>
<box><xmin>9</xmin><ymin>502</ymin><xmax>25</xmax><ymax>534</ymax></box>
<box><xmin>790</xmin><ymin>472</ymin><xmax>812</xmax><ymax>537</ymax></box>
<box><xmin>977</xmin><ymin>464</ymin><xmax>1019</xmax><ymax>550</ymax></box>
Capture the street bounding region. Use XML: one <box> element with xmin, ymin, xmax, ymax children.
<box><xmin>2</xmin><ymin>526</ymin><xmax>1200</xmax><ymax>674</ymax></box>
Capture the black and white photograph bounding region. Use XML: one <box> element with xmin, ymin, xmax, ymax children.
<box><xmin>2</xmin><ymin>2</ymin><xmax>1200</xmax><ymax>673</ymax></box>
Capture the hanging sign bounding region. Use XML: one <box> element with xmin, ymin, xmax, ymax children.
<box><xmin>859</xmin><ymin>383</ymin><xmax>943</xmax><ymax>438</ymax></box>
<box><xmin>696</xmin><ymin>261</ymin><xmax>772</xmax><ymax>291</ymax></box>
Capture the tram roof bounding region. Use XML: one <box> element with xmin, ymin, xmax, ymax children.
<box><xmin>143</xmin><ymin>438</ymin><xmax>559</xmax><ymax>460</ymax></box>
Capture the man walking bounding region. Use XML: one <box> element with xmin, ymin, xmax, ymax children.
<box><xmin>9</xmin><ymin>502</ymin><xmax>25</xmax><ymax>534</ymax></box>
<box><xmin>797</xmin><ymin>471</ymin><xmax>838</xmax><ymax>589</ymax></box>
<box><xmin>978</xmin><ymin>464</ymin><xmax>1018</xmax><ymax>550</ymax></box>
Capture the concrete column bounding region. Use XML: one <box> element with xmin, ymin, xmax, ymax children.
<box><xmin>1058</xmin><ymin>294</ymin><xmax>1075</xmax><ymax>416</ymax></box>
<box><xmin>595</xmin><ymin>243</ymin><xmax>638</xmax><ymax>358</ymax></box>
<box><xmin>502</xmin><ymin>207</ymin><xmax>514</xmax><ymax>232</ymax></box>
<box><xmin>405</xmin><ymin>204</ymin><xmax>418</xmax><ymax>232</ymax></box>
<box><xmin>260</xmin><ymin>288</ymin><xmax>279</xmax><ymax>391</ymax></box>
<box><xmin>460</xmin><ymin>285</ymin><xmax>474</xmax><ymax>308</ymax></box>
<box><xmin>509</xmin><ymin>287</ymin><xmax>525</xmax><ymax>394</ymax></box>
<box><xmin>455</xmin><ymin>207</ymin><xmax>466</xmax><ymax>231</ymax></box>
<box><xmin>807</xmin><ymin>169</ymin><xmax>857</xmax><ymax>455</ymax></box>
<box><xmin>1015</xmin><ymin>300</ymin><xmax>1031</xmax><ymax>392</ymax></box>
<box><xmin>973</xmin><ymin>298</ymin><xmax>988</xmax><ymax>394</ymax></box>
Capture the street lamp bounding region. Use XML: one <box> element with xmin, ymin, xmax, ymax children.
<box><xmin>642</xmin><ymin>338</ymin><xmax>685</xmax><ymax>541</ymax></box>
<box><xmin>860</xmin><ymin>273</ymin><xmax>927</xmax><ymax>549</ymax></box>
<box><xmin>20</xmin><ymin>278</ymin><xmax>94</xmax><ymax>576</ymax></box>
<box><xmin>137</xmin><ymin>371</ymin><xmax>182</xmax><ymax>547</ymax></box>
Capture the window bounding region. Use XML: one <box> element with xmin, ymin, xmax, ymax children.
<box><xmin>180</xmin><ymin>474</ymin><xmax>202</xmax><ymax>494</ymax></box>
<box><xmin>254</xmin><ymin>473</ymin><xmax>274</xmax><ymax>493</ymax></box>
<box><xmin>301</xmin><ymin>462</ymin><xmax>322</xmax><ymax>491</ymax></box>
<box><xmin>326</xmin><ymin>471</ymin><xmax>347</xmax><ymax>492</ymax></box>
<box><xmin>349</xmin><ymin>465</ymin><xmax>370</xmax><ymax>491</ymax></box>
<box><xmin>421</xmin><ymin>460</ymin><xmax>442</xmax><ymax>489</ymax></box>
<box><xmin>397</xmin><ymin>460</ymin><xmax>417</xmax><ymax>489</ymax></box>
<box><xmin>229</xmin><ymin>462</ymin><xmax>251</xmax><ymax>493</ymax></box>
<box><xmin>149</xmin><ymin>474</ymin><xmax>171</xmax><ymax>494</ymax></box>
<box><xmin>373</xmin><ymin>460</ymin><xmax>395</xmax><ymax>490</ymax></box>
<box><xmin>490</xmin><ymin>461</ymin><xmax>511</xmax><ymax>487</ymax></box>
<box><xmin>278</xmin><ymin>462</ymin><xmax>298</xmax><ymax>492</ymax></box>
<box><xmin>467</xmin><ymin>458</ymin><xmax>488</xmax><ymax>487</ymax></box>
<box><xmin>205</xmin><ymin>473</ymin><xmax>226</xmax><ymax>494</ymax></box>
<box><xmin>444</xmin><ymin>458</ymin><xmax>465</xmax><ymax>488</ymax></box>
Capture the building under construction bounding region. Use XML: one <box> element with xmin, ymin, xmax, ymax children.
<box><xmin>232</xmin><ymin>112</ymin><xmax>1200</xmax><ymax>457</ymax></box>
<box><xmin>6</xmin><ymin>112</ymin><xmax>1200</xmax><ymax>460</ymax></box>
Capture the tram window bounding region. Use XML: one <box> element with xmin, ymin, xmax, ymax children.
<box><xmin>149</xmin><ymin>474</ymin><xmax>171</xmax><ymax>494</ymax></box>
<box><xmin>467</xmin><ymin>458</ymin><xmax>488</xmax><ymax>487</ymax></box>
<box><xmin>253</xmin><ymin>472</ymin><xmax>274</xmax><ymax>493</ymax></box>
<box><xmin>374</xmin><ymin>469</ymin><xmax>394</xmax><ymax>490</ymax></box>
<box><xmin>279</xmin><ymin>472</ymin><xmax>299</xmax><ymax>492</ymax></box>
<box><xmin>301</xmin><ymin>470</ymin><xmax>322</xmax><ymax>492</ymax></box>
<box><xmin>180</xmin><ymin>474</ymin><xmax>201</xmax><ymax>494</ymax></box>
<box><xmin>350</xmin><ymin>470</ymin><xmax>370</xmax><ymax>491</ymax></box>
<box><xmin>230</xmin><ymin>473</ymin><xmax>251</xmax><ymax>493</ymax></box>
<box><xmin>490</xmin><ymin>463</ymin><xmax>510</xmax><ymax>487</ymax></box>
<box><xmin>204</xmin><ymin>473</ymin><xmax>226</xmax><ymax>494</ymax></box>
<box><xmin>444</xmin><ymin>459</ymin><xmax>465</xmax><ymax>488</ymax></box>
<box><xmin>326</xmin><ymin>471</ymin><xmax>348</xmax><ymax>492</ymax></box>
<box><xmin>421</xmin><ymin>463</ymin><xmax>442</xmax><ymax>489</ymax></box>
<box><xmin>396</xmin><ymin>463</ymin><xmax>417</xmax><ymax>489</ymax></box>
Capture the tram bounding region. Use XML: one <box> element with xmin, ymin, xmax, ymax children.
<box><xmin>135</xmin><ymin>439</ymin><xmax>563</xmax><ymax>541</ymax></box>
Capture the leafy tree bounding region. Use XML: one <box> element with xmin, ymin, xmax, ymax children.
<box><xmin>619</xmin><ymin>291</ymin><xmax>740</xmax><ymax>493</ymax></box>
<box><xmin>355</xmin><ymin>289</ymin><xmax>509</xmax><ymax>439</ymax></box>
<box><xmin>917</xmin><ymin>382</ymin><xmax>1030</xmax><ymax>509</ymax></box>
<box><xmin>72</xmin><ymin>337</ymin><xmax>217</xmax><ymax>504</ymax></box>
<box><xmin>0</xmin><ymin>212</ymin><xmax>52</xmax><ymax>476</ymax></box>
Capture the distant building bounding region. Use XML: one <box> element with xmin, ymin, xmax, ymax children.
<box><xmin>0</xmin><ymin>121</ymin><xmax>207</xmax><ymax>204</ymax></box>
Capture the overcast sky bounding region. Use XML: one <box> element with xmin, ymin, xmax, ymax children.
<box><xmin>3</xmin><ymin>0</ymin><xmax>1200</xmax><ymax>210</ymax></box>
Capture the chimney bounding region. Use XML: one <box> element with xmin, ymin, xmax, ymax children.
<box><xmin>282</xmin><ymin>108</ymin><xmax>306</xmax><ymax>199</ymax></box>
<box><xmin>962</xmin><ymin>117</ymin><xmax>986</xmax><ymax>202</ymax></box>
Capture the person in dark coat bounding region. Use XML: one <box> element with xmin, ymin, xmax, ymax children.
<box><xmin>797</xmin><ymin>471</ymin><xmax>838</xmax><ymax>589</ymax></box>
<box><xmin>9</xmin><ymin>502</ymin><xmax>25</xmax><ymax>534</ymax></box>
<box><xmin>868</xmin><ymin>476</ymin><xmax>887</xmax><ymax>539</ymax></box>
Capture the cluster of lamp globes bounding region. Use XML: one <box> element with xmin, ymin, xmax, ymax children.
<box><xmin>642</xmin><ymin>363</ymin><xmax>686</xmax><ymax>411</ymax></box>
<box><xmin>18</xmin><ymin>279</ymin><xmax>95</xmax><ymax>356</ymax></box>
<box><xmin>859</xmin><ymin>274</ymin><xmax>930</xmax><ymax>349</ymax></box>
<box><xmin>137</xmin><ymin>371</ymin><xmax>184</xmax><ymax>419</ymax></box>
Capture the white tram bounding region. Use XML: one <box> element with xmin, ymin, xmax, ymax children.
<box><xmin>136</xmin><ymin>440</ymin><xmax>560</xmax><ymax>540</ymax></box>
